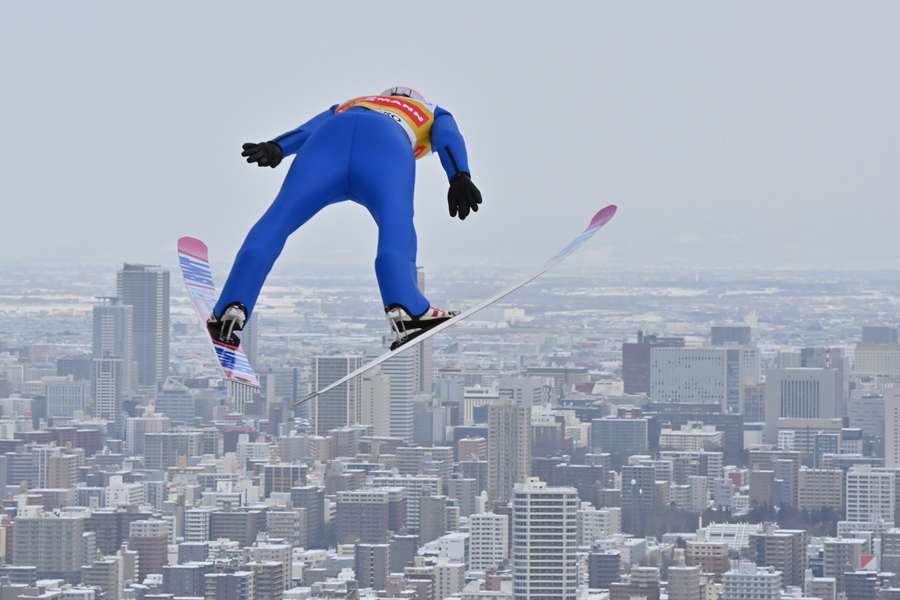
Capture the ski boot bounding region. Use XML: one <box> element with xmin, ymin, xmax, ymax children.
<box><xmin>386</xmin><ymin>306</ymin><xmax>459</xmax><ymax>350</ymax></box>
<box><xmin>207</xmin><ymin>302</ymin><xmax>247</xmax><ymax>346</ymax></box>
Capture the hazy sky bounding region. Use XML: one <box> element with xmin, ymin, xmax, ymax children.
<box><xmin>2</xmin><ymin>2</ymin><xmax>898</xmax><ymax>272</ymax></box>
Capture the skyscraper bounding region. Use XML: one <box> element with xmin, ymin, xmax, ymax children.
<box><xmin>801</xmin><ymin>347</ymin><xmax>849</xmax><ymax>415</ymax></box>
<box><xmin>312</xmin><ymin>355</ymin><xmax>362</xmax><ymax>436</ymax></box>
<box><xmin>92</xmin><ymin>297</ymin><xmax>134</xmax><ymax>392</ymax></box>
<box><xmin>885</xmin><ymin>385</ymin><xmax>900</xmax><ymax>469</ymax></box>
<box><xmin>117</xmin><ymin>264</ymin><xmax>169</xmax><ymax>389</ymax></box>
<box><xmin>622</xmin><ymin>331</ymin><xmax>685</xmax><ymax>395</ymax></box>
<box><xmin>764</xmin><ymin>368</ymin><xmax>839</xmax><ymax>444</ymax></box>
<box><xmin>415</xmin><ymin>267</ymin><xmax>433</xmax><ymax>394</ymax></box>
<box><xmin>511</xmin><ymin>479</ymin><xmax>578</xmax><ymax>600</ymax></box>
<box><xmin>650</xmin><ymin>347</ymin><xmax>755</xmax><ymax>412</ymax></box>
<box><xmin>360</xmin><ymin>370</ymin><xmax>391</xmax><ymax>436</ymax></box>
<box><xmin>621</xmin><ymin>464</ymin><xmax>658</xmax><ymax>536</ymax></box>
<box><xmin>381</xmin><ymin>350</ymin><xmax>417</xmax><ymax>442</ymax></box>
<box><xmin>242</xmin><ymin>312</ymin><xmax>260</xmax><ymax>369</ymax></box>
<box><xmin>93</xmin><ymin>356</ymin><xmax>125</xmax><ymax>425</ymax></box>
<box><xmin>487</xmin><ymin>398</ymin><xmax>531</xmax><ymax>504</ymax></box>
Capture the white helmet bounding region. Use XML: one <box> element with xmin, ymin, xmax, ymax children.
<box><xmin>381</xmin><ymin>86</ymin><xmax>426</xmax><ymax>103</ymax></box>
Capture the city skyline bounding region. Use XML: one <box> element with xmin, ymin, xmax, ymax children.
<box><xmin>3</xmin><ymin>2</ymin><xmax>900</xmax><ymax>599</ymax></box>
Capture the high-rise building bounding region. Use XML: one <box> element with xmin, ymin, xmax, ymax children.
<box><xmin>798</xmin><ymin>467</ymin><xmax>843</xmax><ymax>512</ymax></box>
<box><xmin>749</xmin><ymin>528</ymin><xmax>807</xmax><ymax>588</ymax></box>
<box><xmin>434</xmin><ymin>560</ymin><xmax>467</xmax><ymax>599</ymax></box>
<box><xmin>355</xmin><ymin>543</ymin><xmax>390</xmax><ymax>591</ymax></box>
<box><xmin>685</xmin><ymin>541</ymin><xmax>730</xmax><ymax>579</ymax></box>
<box><xmin>184</xmin><ymin>506</ymin><xmax>217</xmax><ymax>543</ymax></box>
<box><xmin>863</xmin><ymin>326</ymin><xmax>899</xmax><ymax>345</ymax></box>
<box><xmin>336</xmin><ymin>487</ymin><xmax>406</xmax><ymax>545</ymax></box>
<box><xmin>45</xmin><ymin>376</ymin><xmax>91</xmax><ymax>418</ymax></box>
<box><xmin>854</xmin><ymin>341</ymin><xmax>900</xmax><ymax>377</ymax></box>
<box><xmin>92</xmin><ymin>297</ymin><xmax>134</xmax><ymax>393</ymax></box>
<box><xmin>30</xmin><ymin>445</ymin><xmax>60</xmax><ymax>489</ymax></box>
<box><xmin>764</xmin><ymin>368</ymin><xmax>839</xmax><ymax>444</ymax></box>
<box><xmin>290</xmin><ymin>486</ymin><xmax>324</xmax><ymax>548</ymax></box>
<box><xmin>469</xmin><ymin>512</ymin><xmax>508</xmax><ymax>572</ymax></box>
<box><xmin>845</xmin><ymin>466</ymin><xmax>895</xmax><ymax>525</ymax></box>
<box><xmin>824</xmin><ymin>538</ymin><xmax>865</xmax><ymax>594</ymax></box>
<box><xmin>47</xmin><ymin>452</ymin><xmax>78</xmax><ymax>489</ymax></box>
<box><xmin>11</xmin><ymin>512</ymin><xmax>86</xmax><ymax>583</ymax></box>
<box><xmin>446</xmin><ymin>478</ymin><xmax>478</xmax><ymax>516</ymax></box>
<box><xmin>209</xmin><ymin>510</ymin><xmax>263</xmax><ymax>547</ymax></box>
<box><xmin>487</xmin><ymin>398</ymin><xmax>531</xmax><ymax>504</ymax></box>
<box><xmin>93</xmin><ymin>356</ymin><xmax>125</xmax><ymax>425</ymax></box>
<box><xmin>415</xmin><ymin>267</ymin><xmax>433</xmax><ymax>394</ymax></box>
<box><xmin>154</xmin><ymin>376</ymin><xmax>195</xmax><ymax>425</ymax></box>
<box><xmin>621</xmin><ymin>464</ymin><xmax>658</xmax><ymax>536</ymax></box>
<box><xmin>419</xmin><ymin>494</ymin><xmax>447</xmax><ymax>544</ymax></box>
<box><xmin>397</xmin><ymin>446</ymin><xmax>454</xmax><ymax>480</ymax></box>
<box><xmin>882</xmin><ymin>529</ymin><xmax>900</xmax><ymax>579</ymax></box>
<box><xmin>242</xmin><ymin>312</ymin><xmax>260</xmax><ymax>369</ymax></box>
<box><xmin>266</xmin><ymin>509</ymin><xmax>308</xmax><ymax>548</ymax></box>
<box><xmin>588</xmin><ymin>551</ymin><xmax>621</xmax><ymax>589</ymax></box>
<box><xmin>885</xmin><ymin>385</ymin><xmax>900</xmax><ymax>470</ymax></box>
<box><xmin>622</xmin><ymin>331</ymin><xmax>685</xmax><ymax>395</ymax></box>
<box><xmin>577</xmin><ymin>504</ymin><xmax>621</xmax><ymax>545</ymax></box>
<box><xmin>721</xmin><ymin>562</ymin><xmax>782</xmax><ymax>600</ymax></box>
<box><xmin>247</xmin><ymin>560</ymin><xmax>283</xmax><ymax>600</ymax></box>
<box><xmin>84</xmin><ymin>508</ymin><xmax>153</xmax><ymax>555</ymax></box>
<box><xmin>262</xmin><ymin>462</ymin><xmax>305</xmax><ymax>498</ymax></box>
<box><xmin>499</xmin><ymin>377</ymin><xmax>545</xmax><ymax>406</ymax></box>
<box><xmin>371</xmin><ymin>475</ymin><xmax>439</xmax><ymax>531</ymax></box>
<box><xmin>117</xmin><ymin>263</ymin><xmax>169</xmax><ymax>388</ymax></box>
<box><xmin>667</xmin><ymin>565</ymin><xmax>702</xmax><ymax>600</ymax></box>
<box><xmin>381</xmin><ymin>350</ymin><xmax>417</xmax><ymax>442</ymax></box>
<box><xmin>360</xmin><ymin>370</ymin><xmax>391</xmax><ymax>436</ymax></box>
<box><xmin>591</xmin><ymin>417</ymin><xmax>648</xmax><ymax>458</ymax></box>
<box><xmin>128</xmin><ymin>519</ymin><xmax>169</xmax><ymax>580</ymax></box>
<box><xmin>144</xmin><ymin>431</ymin><xmax>202</xmax><ymax>470</ymax></box>
<box><xmin>204</xmin><ymin>570</ymin><xmax>255</xmax><ymax>600</ymax></box>
<box><xmin>313</xmin><ymin>355</ymin><xmax>362</xmax><ymax>436</ymax></box>
<box><xmin>711</xmin><ymin>325</ymin><xmax>752</xmax><ymax>346</ymax></box>
<box><xmin>162</xmin><ymin>562</ymin><xmax>213</xmax><ymax>598</ymax></box>
<box><xmin>125</xmin><ymin>412</ymin><xmax>169</xmax><ymax>456</ymax></box>
<box><xmin>511</xmin><ymin>479</ymin><xmax>578</xmax><ymax>600</ymax></box>
<box><xmin>651</xmin><ymin>347</ymin><xmax>756</xmax><ymax>413</ymax></box>
<box><xmin>82</xmin><ymin>555</ymin><xmax>125</xmax><ymax>600</ymax></box>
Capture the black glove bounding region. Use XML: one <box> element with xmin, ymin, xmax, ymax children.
<box><xmin>241</xmin><ymin>141</ymin><xmax>284</xmax><ymax>168</ymax></box>
<box><xmin>448</xmin><ymin>172</ymin><xmax>482</xmax><ymax>220</ymax></box>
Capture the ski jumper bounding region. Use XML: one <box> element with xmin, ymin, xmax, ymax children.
<box><xmin>213</xmin><ymin>95</ymin><xmax>471</xmax><ymax>320</ymax></box>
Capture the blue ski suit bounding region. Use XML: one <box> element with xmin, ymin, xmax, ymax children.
<box><xmin>214</xmin><ymin>98</ymin><xmax>471</xmax><ymax>321</ymax></box>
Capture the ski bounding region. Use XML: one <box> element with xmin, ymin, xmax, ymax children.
<box><xmin>177</xmin><ymin>237</ymin><xmax>261</xmax><ymax>388</ymax></box>
<box><xmin>298</xmin><ymin>204</ymin><xmax>617</xmax><ymax>405</ymax></box>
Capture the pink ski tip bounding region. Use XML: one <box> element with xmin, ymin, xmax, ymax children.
<box><xmin>177</xmin><ymin>236</ymin><xmax>209</xmax><ymax>261</ymax></box>
<box><xmin>586</xmin><ymin>204</ymin><xmax>617</xmax><ymax>231</ymax></box>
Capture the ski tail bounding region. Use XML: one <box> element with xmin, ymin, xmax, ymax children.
<box><xmin>297</xmin><ymin>204</ymin><xmax>617</xmax><ymax>405</ymax></box>
<box><xmin>177</xmin><ymin>236</ymin><xmax>261</xmax><ymax>388</ymax></box>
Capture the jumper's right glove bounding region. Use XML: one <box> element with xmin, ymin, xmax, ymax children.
<box><xmin>448</xmin><ymin>172</ymin><xmax>482</xmax><ymax>221</ymax></box>
<box><xmin>241</xmin><ymin>141</ymin><xmax>284</xmax><ymax>168</ymax></box>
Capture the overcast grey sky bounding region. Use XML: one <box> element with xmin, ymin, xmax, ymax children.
<box><xmin>1</xmin><ymin>2</ymin><xmax>898</xmax><ymax>272</ymax></box>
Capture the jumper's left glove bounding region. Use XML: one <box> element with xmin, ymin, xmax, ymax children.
<box><xmin>448</xmin><ymin>172</ymin><xmax>482</xmax><ymax>221</ymax></box>
<box><xmin>241</xmin><ymin>141</ymin><xmax>284</xmax><ymax>168</ymax></box>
